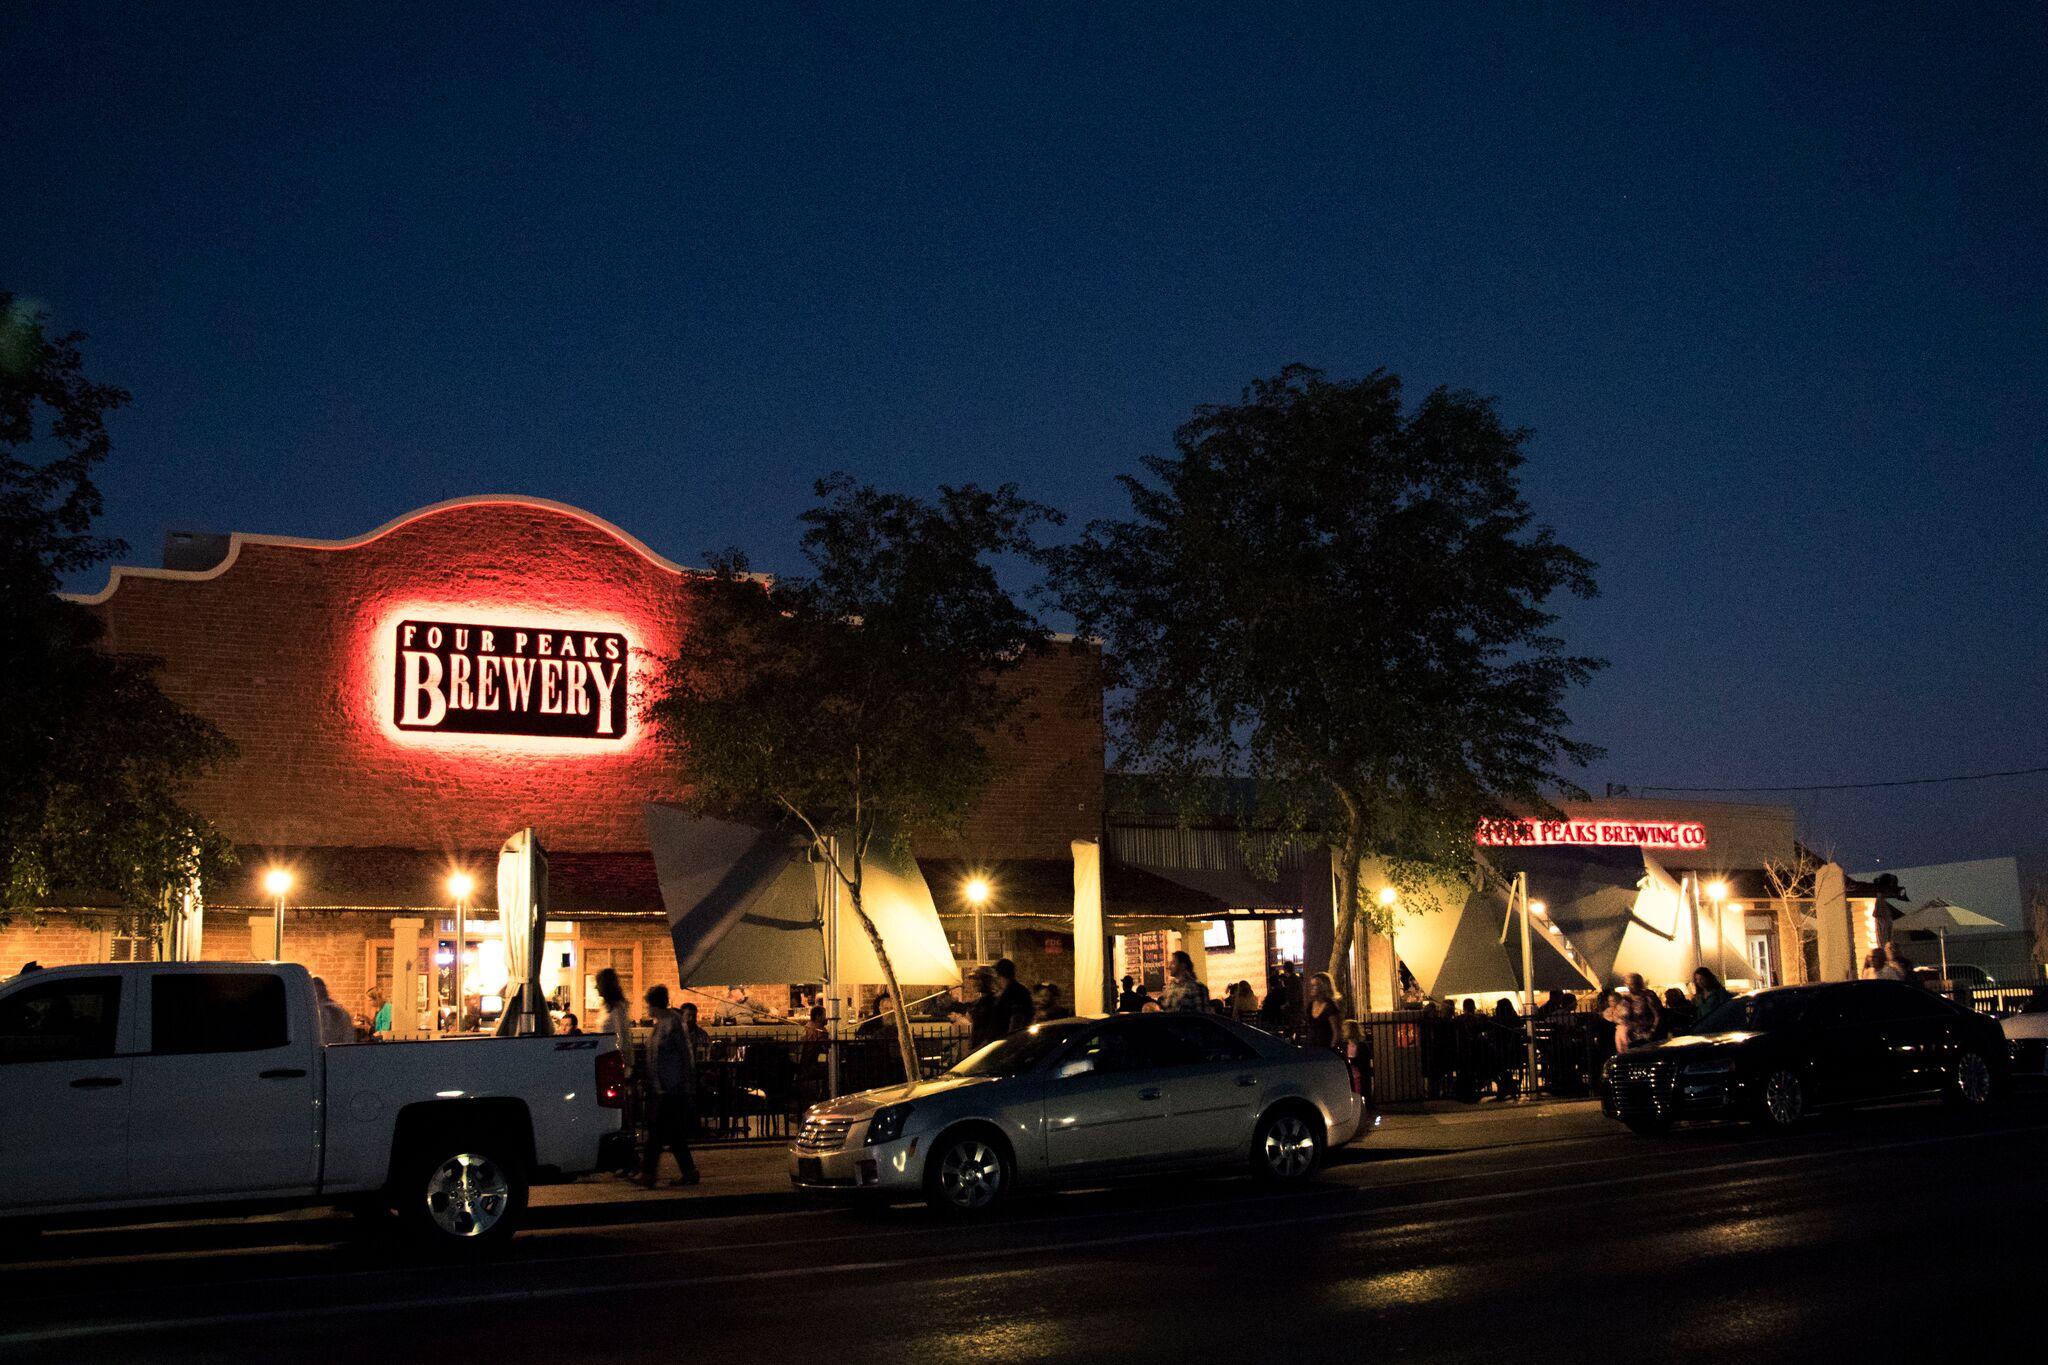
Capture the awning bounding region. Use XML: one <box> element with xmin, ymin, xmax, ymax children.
<box><xmin>646</xmin><ymin>804</ymin><xmax>960</xmax><ymax>988</ymax></box>
<box><xmin>1430</xmin><ymin>885</ymin><xmax>1590</xmax><ymax>997</ymax></box>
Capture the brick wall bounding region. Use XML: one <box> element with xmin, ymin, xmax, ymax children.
<box><xmin>76</xmin><ymin>498</ymin><xmax>1103</xmax><ymax>865</ymax></box>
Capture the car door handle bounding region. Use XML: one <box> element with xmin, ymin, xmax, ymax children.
<box><xmin>260</xmin><ymin>1068</ymin><xmax>308</xmax><ymax>1080</ymax></box>
<box><xmin>70</xmin><ymin>1076</ymin><xmax>123</xmax><ymax>1089</ymax></box>
<box><xmin>1138</xmin><ymin>1087</ymin><xmax>1163</xmax><ymax>1101</ymax></box>
<box><xmin>1236</xmin><ymin>1074</ymin><xmax>1259</xmax><ymax>1087</ymax></box>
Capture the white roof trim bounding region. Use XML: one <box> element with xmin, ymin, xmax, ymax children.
<box><xmin>61</xmin><ymin>494</ymin><xmax>715</xmax><ymax>605</ymax></box>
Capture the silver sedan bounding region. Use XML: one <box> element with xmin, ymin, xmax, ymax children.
<box><xmin>789</xmin><ymin>1012</ymin><xmax>1369</xmax><ymax>1213</ymax></box>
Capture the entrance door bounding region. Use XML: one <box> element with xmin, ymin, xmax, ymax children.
<box><xmin>1747</xmin><ymin>932</ymin><xmax>1778</xmax><ymax>987</ymax></box>
<box><xmin>129</xmin><ymin>970</ymin><xmax>320</xmax><ymax>1199</ymax></box>
<box><xmin>0</xmin><ymin>972</ymin><xmax>131</xmax><ymax>1209</ymax></box>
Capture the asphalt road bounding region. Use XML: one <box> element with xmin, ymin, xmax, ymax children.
<box><xmin>5</xmin><ymin>1095</ymin><xmax>2044</xmax><ymax>1362</ymax></box>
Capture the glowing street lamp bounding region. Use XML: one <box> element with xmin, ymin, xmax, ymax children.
<box><xmin>964</xmin><ymin>876</ymin><xmax>992</xmax><ymax>962</ymax></box>
<box><xmin>1376</xmin><ymin>886</ymin><xmax>1399</xmax><ymax>908</ymax></box>
<box><xmin>262</xmin><ymin>867</ymin><xmax>293</xmax><ymax>960</ymax></box>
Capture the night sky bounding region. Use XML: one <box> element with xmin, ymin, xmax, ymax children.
<box><xmin>7</xmin><ymin>5</ymin><xmax>2044</xmax><ymax>871</ymax></box>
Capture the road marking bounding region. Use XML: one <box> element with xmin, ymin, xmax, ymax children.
<box><xmin>0</xmin><ymin>1120</ymin><xmax>2024</xmax><ymax>1348</ymax></box>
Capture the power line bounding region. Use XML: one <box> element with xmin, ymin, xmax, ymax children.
<box><xmin>1626</xmin><ymin>763</ymin><xmax>2048</xmax><ymax>795</ymax></box>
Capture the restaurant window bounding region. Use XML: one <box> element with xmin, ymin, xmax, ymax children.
<box><xmin>1270</xmin><ymin>918</ymin><xmax>1305</xmax><ymax>966</ymax></box>
<box><xmin>151</xmin><ymin>973</ymin><xmax>289</xmax><ymax>1054</ymax></box>
<box><xmin>0</xmin><ymin>975</ymin><xmax>122</xmax><ymax>1063</ymax></box>
<box><xmin>106</xmin><ymin>918</ymin><xmax>155</xmax><ymax>964</ymax></box>
<box><xmin>582</xmin><ymin>946</ymin><xmax>636</xmax><ymax>1017</ymax></box>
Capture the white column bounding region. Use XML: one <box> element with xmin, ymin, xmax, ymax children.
<box><xmin>1072</xmin><ymin>840</ymin><xmax>1105</xmax><ymax>1016</ymax></box>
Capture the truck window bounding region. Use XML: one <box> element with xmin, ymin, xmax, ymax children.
<box><xmin>151</xmin><ymin>973</ymin><xmax>290</xmax><ymax>1054</ymax></box>
<box><xmin>0</xmin><ymin>976</ymin><xmax>121</xmax><ymax>1063</ymax></box>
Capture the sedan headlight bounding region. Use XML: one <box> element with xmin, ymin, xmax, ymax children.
<box><xmin>865</xmin><ymin>1103</ymin><xmax>914</xmax><ymax>1145</ymax></box>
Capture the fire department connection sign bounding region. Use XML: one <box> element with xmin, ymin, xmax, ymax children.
<box><xmin>394</xmin><ymin>619</ymin><xmax>629</xmax><ymax>740</ymax></box>
<box><xmin>1475</xmin><ymin>817</ymin><xmax>1707</xmax><ymax>850</ymax></box>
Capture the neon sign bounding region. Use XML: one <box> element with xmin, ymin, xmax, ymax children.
<box><xmin>393</xmin><ymin>617</ymin><xmax>630</xmax><ymax>740</ymax></box>
<box><xmin>1476</xmin><ymin>818</ymin><xmax>1707</xmax><ymax>851</ymax></box>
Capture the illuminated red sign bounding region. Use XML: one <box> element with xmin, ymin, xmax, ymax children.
<box><xmin>1476</xmin><ymin>818</ymin><xmax>1707</xmax><ymax>850</ymax></box>
<box><xmin>394</xmin><ymin>618</ymin><xmax>630</xmax><ymax>740</ymax></box>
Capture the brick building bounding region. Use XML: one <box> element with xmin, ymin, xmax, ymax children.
<box><xmin>6</xmin><ymin>496</ymin><xmax>1119</xmax><ymax>1028</ymax></box>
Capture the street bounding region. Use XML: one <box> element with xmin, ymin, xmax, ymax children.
<box><xmin>3</xmin><ymin>1094</ymin><xmax>2040</xmax><ymax>1362</ymax></box>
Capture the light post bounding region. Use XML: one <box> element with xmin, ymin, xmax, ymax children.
<box><xmin>1705</xmin><ymin>880</ymin><xmax>1729</xmax><ymax>982</ymax></box>
<box><xmin>1376</xmin><ymin>885</ymin><xmax>1399</xmax><ymax>1008</ymax></box>
<box><xmin>447</xmin><ymin>872</ymin><xmax>474</xmax><ymax>1032</ymax></box>
<box><xmin>964</xmin><ymin>876</ymin><xmax>991</xmax><ymax>963</ymax></box>
<box><xmin>262</xmin><ymin>867</ymin><xmax>293</xmax><ymax>961</ymax></box>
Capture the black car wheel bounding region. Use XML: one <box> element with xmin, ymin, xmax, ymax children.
<box><xmin>1252</xmin><ymin>1107</ymin><xmax>1325</xmax><ymax>1184</ymax></box>
<box><xmin>1945</xmin><ymin>1050</ymin><xmax>1997</xmax><ymax>1111</ymax></box>
<box><xmin>925</xmin><ymin>1130</ymin><xmax>1010</xmax><ymax>1214</ymax></box>
<box><xmin>1756</xmin><ymin>1067</ymin><xmax>1806</xmax><ymax>1130</ymax></box>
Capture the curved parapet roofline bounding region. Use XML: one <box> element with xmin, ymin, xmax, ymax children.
<box><xmin>60</xmin><ymin>494</ymin><xmax>733</xmax><ymax>604</ymax></box>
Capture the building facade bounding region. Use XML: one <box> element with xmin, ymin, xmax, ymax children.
<box><xmin>7</xmin><ymin>496</ymin><xmax>1105</xmax><ymax>1027</ymax></box>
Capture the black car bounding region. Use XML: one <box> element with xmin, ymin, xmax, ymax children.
<box><xmin>1602</xmin><ymin>980</ymin><xmax>2007</xmax><ymax>1135</ymax></box>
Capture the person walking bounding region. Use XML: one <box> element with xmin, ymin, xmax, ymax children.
<box><xmin>947</xmin><ymin>967</ymin><xmax>1005</xmax><ymax>1049</ymax></box>
<box><xmin>1160</xmin><ymin>950</ymin><xmax>1211</xmax><ymax>1013</ymax></box>
<box><xmin>1660</xmin><ymin>987</ymin><xmax>1696</xmax><ymax>1037</ymax></box>
<box><xmin>367</xmin><ymin>987</ymin><xmax>393</xmax><ymax>1037</ymax></box>
<box><xmin>992</xmin><ymin>958</ymin><xmax>1035</xmax><ymax>1036</ymax></box>
<box><xmin>1304</xmin><ymin>972</ymin><xmax>1342</xmax><ymax>1052</ymax></box>
<box><xmin>1603</xmin><ymin>974</ymin><xmax>1661</xmax><ymax>1053</ymax></box>
<box><xmin>595</xmin><ymin>967</ymin><xmax>638</xmax><ymax>1174</ymax></box>
<box><xmin>1116</xmin><ymin>975</ymin><xmax>1147</xmax><ymax>1013</ymax></box>
<box><xmin>638</xmin><ymin>985</ymin><xmax>701</xmax><ymax>1188</ymax></box>
<box><xmin>311</xmin><ymin>977</ymin><xmax>355</xmax><ymax>1044</ymax></box>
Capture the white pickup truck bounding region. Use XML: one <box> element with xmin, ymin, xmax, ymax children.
<box><xmin>0</xmin><ymin>961</ymin><xmax>624</xmax><ymax>1250</ymax></box>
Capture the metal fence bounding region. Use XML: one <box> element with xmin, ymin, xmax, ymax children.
<box><xmin>1355</xmin><ymin>1010</ymin><xmax>1614</xmax><ymax>1105</ymax></box>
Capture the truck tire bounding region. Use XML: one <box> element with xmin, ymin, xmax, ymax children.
<box><xmin>394</xmin><ymin>1138</ymin><xmax>528</xmax><ymax>1253</ymax></box>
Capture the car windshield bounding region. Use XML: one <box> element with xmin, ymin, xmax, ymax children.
<box><xmin>1696</xmin><ymin>991</ymin><xmax>1811</xmax><ymax>1034</ymax></box>
<box><xmin>948</xmin><ymin>1021</ymin><xmax>1088</xmax><ymax>1078</ymax></box>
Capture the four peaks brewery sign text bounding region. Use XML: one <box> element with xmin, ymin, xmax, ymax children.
<box><xmin>394</xmin><ymin>619</ymin><xmax>629</xmax><ymax>740</ymax></box>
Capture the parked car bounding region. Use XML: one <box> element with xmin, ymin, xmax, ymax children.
<box><xmin>2002</xmin><ymin>1000</ymin><xmax>2048</xmax><ymax>1078</ymax></box>
<box><xmin>789</xmin><ymin>1011</ymin><xmax>1367</xmax><ymax>1213</ymax></box>
<box><xmin>1603</xmin><ymin>979</ymin><xmax>2008</xmax><ymax>1135</ymax></box>
<box><xmin>0</xmin><ymin>961</ymin><xmax>624</xmax><ymax>1249</ymax></box>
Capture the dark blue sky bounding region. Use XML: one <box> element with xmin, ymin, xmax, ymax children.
<box><xmin>8</xmin><ymin>5</ymin><xmax>2044</xmax><ymax>870</ymax></box>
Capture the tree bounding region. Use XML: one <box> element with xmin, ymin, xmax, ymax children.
<box><xmin>0</xmin><ymin>292</ymin><xmax>235</xmax><ymax>933</ymax></box>
<box><xmin>1051</xmin><ymin>365</ymin><xmax>1602</xmax><ymax>1013</ymax></box>
<box><xmin>647</xmin><ymin>474</ymin><xmax>1058</xmax><ymax>1081</ymax></box>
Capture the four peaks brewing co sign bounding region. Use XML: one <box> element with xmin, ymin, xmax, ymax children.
<box><xmin>1476</xmin><ymin>817</ymin><xmax>1707</xmax><ymax>851</ymax></box>
<box><xmin>394</xmin><ymin>619</ymin><xmax>629</xmax><ymax>740</ymax></box>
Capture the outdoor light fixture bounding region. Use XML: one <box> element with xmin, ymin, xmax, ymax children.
<box><xmin>1706</xmin><ymin>880</ymin><xmax>1729</xmax><ymax>901</ymax></box>
<box><xmin>447</xmin><ymin>871</ymin><xmax>475</xmax><ymax>901</ymax></box>
<box><xmin>1530</xmin><ymin>900</ymin><xmax>1547</xmax><ymax>916</ymax></box>
<box><xmin>262</xmin><ymin>866</ymin><xmax>293</xmax><ymax>960</ymax></box>
<box><xmin>1376</xmin><ymin>886</ymin><xmax>1399</xmax><ymax>907</ymax></box>
<box><xmin>964</xmin><ymin>876</ymin><xmax>992</xmax><ymax>963</ymax></box>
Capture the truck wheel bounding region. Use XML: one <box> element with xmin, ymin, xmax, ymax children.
<box><xmin>396</xmin><ymin>1141</ymin><xmax>527</xmax><ymax>1252</ymax></box>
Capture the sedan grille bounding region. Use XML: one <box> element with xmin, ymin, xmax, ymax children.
<box><xmin>797</xmin><ymin>1117</ymin><xmax>854</xmax><ymax>1152</ymax></box>
<box><xmin>1607</xmin><ymin>1058</ymin><xmax>1677</xmax><ymax>1119</ymax></box>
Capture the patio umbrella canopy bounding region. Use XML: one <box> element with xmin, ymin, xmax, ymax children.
<box><xmin>645</xmin><ymin>804</ymin><xmax>960</xmax><ymax>989</ymax></box>
<box><xmin>1891</xmin><ymin>897</ymin><xmax>2004</xmax><ymax>983</ymax></box>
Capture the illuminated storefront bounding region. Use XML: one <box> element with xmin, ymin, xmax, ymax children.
<box><xmin>8</xmin><ymin>496</ymin><xmax>1106</xmax><ymax>1028</ymax></box>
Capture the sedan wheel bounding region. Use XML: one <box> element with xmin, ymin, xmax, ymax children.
<box><xmin>1948</xmin><ymin>1051</ymin><xmax>1995</xmax><ymax>1109</ymax></box>
<box><xmin>1758</xmin><ymin>1068</ymin><xmax>1806</xmax><ymax>1130</ymax></box>
<box><xmin>1254</xmin><ymin>1110</ymin><xmax>1323</xmax><ymax>1183</ymax></box>
<box><xmin>927</xmin><ymin>1135</ymin><xmax>1007</xmax><ymax>1214</ymax></box>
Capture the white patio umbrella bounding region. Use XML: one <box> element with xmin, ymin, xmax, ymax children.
<box><xmin>1890</xmin><ymin>897</ymin><xmax>2003</xmax><ymax>984</ymax></box>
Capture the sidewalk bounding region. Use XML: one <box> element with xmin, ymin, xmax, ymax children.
<box><xmin>527</xmin><ymin>1095</ymin><xmax>1611</xmax><ymax>1224</ymax></box>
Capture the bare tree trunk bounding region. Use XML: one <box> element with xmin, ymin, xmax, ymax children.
<box><xmin>843</xmin><ymin>884</ymin><xmax>923</xmax><ymax>1086</ymax></box>
<box><xmin>1328</xmin><ymin>826</ymin><xmax>1365</xmax><ymax>1019</ymax></box>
